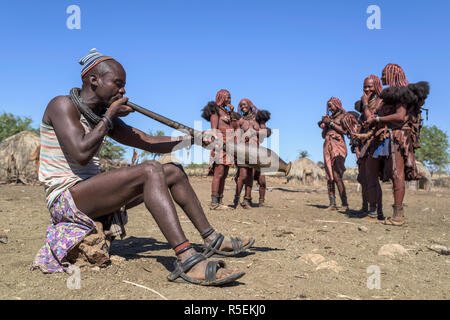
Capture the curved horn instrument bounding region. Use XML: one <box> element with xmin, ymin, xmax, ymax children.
<box><xmin>126</xmin><ymin>101</ymin><xmax>292</xmax><ymax>175</ymax></box>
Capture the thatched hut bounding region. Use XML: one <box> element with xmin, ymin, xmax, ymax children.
<box><xmin>99</xmin><ymin>159</ymin><xmax>130</xmax><ymax>172</ymax></box>
<box><xmin>286</xmin><ymin>158</ymin><xmax>324</xmax><ymax>185</ymax></box>
<box><xmin>344</xmin><ymin>167</ymin><xmax>359</xmax><ymax>182</ymax></box>
<box><xmin>156</xmin><ymin>153</ymin><xmax>182</xmax><ymax>165</ymax></box>
<box><xmin>316</xmin><ymin>161</ymin><xmax>325</xmax><ymax>169</ymax></box>
<box><xmin>407</xmin><ymin>161</ymin><xmax>433</xmax><ymax>191</ymax></box>
<box><xmin>183</xmin><ymin>163</ymin><xmax>210</xmax><ymax>176</ymax></box>
<box><xmin>0</xmin><ymin>131</ymin><xmax>40</xmax><ymax>184</ymax></box>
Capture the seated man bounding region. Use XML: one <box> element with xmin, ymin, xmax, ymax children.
<box><xmin>32</xmin><ymin>49</ymin><xmax>254</xmax><ymax>286</ymax></box>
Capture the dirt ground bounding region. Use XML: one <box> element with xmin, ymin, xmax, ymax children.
<box><xmin>0</xmin><ymin>176</ymin><xmax>449</xmax><ymax>300</ymax></box>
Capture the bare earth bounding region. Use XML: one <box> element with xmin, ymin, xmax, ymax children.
<box><xmin>0</xmin><ymin>177</ymin><xmax>449</xmax><ymax>300</ymax></box>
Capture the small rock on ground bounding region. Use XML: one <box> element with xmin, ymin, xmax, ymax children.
<box><xmin>298</xmin><ymin>253</ymin><xmax>326</xmax><ymax>265</ymax></box>
<box><xmin>358</xmin><ymin>226</ymin><xmax>368</xmax><ymax>233</ymax></box>
<box><xmin>378</xmin><ymin>244</ymin><xmax>408</xmax><ymax>258</ymax></box>
<box><xmin>316</xmin><ymin>260</ymin><xmax>343</xmax><ymax>273</ymax></box>
<box><xmin>0</xmin><ymin>231</ymin><xmax>9</xmax><ymax>244</ymax></box>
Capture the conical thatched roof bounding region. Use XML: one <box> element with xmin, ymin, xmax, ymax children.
<box><xmin>99</xmin><ymin>158</ymin><xmax>130</xmax><ymax>172</ymax></box>
<box><xmin>415</xmin><ymin>160</ymin><xmax>432</xmax><ymax>190</ymax></box>
<box><xmin>100</xmin><ymin>153</ymin><xmax>182</xmax><ymax>173</ymax></box>
<box><xmin>0</xmin><ymin>131</ymin><xmax>40</xmax><ymax>184</ymax></box>
<box><xmin>286</xmin><ymin>157</ymin><xmax>324</xmax><ymax>184</ymax></box>
<box><xmin>156</xmin><ymin>153</ymin><xmax>181</xmax><ymax>165</ymax></box>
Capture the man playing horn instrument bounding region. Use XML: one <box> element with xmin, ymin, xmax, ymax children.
<box><xmin>32</xmin><ymin>49</ymin><xmax>253</xmax><ymax>286</ymax></box>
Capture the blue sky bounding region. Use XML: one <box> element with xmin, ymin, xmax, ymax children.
<box><xmin>1</xmin><ymin>0</ymin><xmax>449</xmax><ymax>166</ymax></box>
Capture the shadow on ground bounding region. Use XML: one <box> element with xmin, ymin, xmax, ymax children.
<box><xmin>110</xmin><ymin>236</ymin><xmax>282</xmax><ymax>272</ymax></box>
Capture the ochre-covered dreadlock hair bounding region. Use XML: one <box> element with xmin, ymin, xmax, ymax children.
<box><xmin>365</xmin><ymin>75</ymin><xmax>383</xmax><ymax>96</ymax></box>
<box><xmin>383</xmin><ymin>64</ymin><xmax>409</xmax><ymax>88</ymax></box>
<box><xmin>215</xmin><ymin>89</ymin><xmax>230</xmax><ymax>107</ymax></box>
<box><xmin>327</xmin><ymin>97</ymin><xmax>345</xmax><ymax>115</ymax></box>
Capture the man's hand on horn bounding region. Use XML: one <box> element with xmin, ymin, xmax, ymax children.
<box><xmin>105</xmin><ymin>97</ymin><xmax>134</xmax><ymax>119</ymax></box>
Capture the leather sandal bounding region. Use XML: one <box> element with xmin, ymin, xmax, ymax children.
<box><xmin>382</xmin><ymin>217</ymin><xmax>408</xmax><ymax>227</ymax></box>
<box><xmin>202</xmin><ymin>233</ymin><xmax>255</xmax><ymax>258</ymax></box>
<box><xmin>167</xmin><ymin>253</ymin><xmax>245</xmax><ymax>286</ymax></box>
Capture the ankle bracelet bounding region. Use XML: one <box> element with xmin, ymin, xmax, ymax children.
<box><xmin>173</xmin><ymin>240</ymin><xmax>191</xmax><ymax>255</ymax></box>
<box><xmin>200</xmin><ymin>227</ymin><xmax>215</xmax><ymax>239</ymax></box>
<box><xmin>174</xmin><ymin>244</ymin><xmax>193</xmax><ymax>256</ymax></box>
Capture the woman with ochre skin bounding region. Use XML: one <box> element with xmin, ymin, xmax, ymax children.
<box><xmin>363</xmin><ymin>64</ymin><xmax>429</xmax><ymax>226</ymax></box>
<box><xmin>318</xmin><ymin>97</ymin><xmax>349</xmax><ymax>212</ymax></box>
<box><xmin>233</xmin><ymin>99</ymin><xmax>271</xmax><ymax>209</ymax></box>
